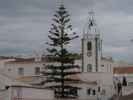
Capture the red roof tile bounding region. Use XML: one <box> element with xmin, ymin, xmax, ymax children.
<box><xmin>113</xmin><ymin>67</ymin><xmax>133</xmax><ymax>74</ymax></box>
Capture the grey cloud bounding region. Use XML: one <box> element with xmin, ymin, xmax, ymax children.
<box><xmin>0</xmin><ymin>0</ymin><xmax>133</xmax><ymax>62</ymax></box>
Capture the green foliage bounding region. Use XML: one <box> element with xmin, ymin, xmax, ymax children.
<box><xmin>42</xmin><ymin>4</ymin><xmax>80</xmax><ymax>98</ymax></box>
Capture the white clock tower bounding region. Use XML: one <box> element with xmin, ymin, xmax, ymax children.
<box><xmin>82</xmin><ymin>11</ymin><xmax>102</xmax><ymax>72</ymax></box>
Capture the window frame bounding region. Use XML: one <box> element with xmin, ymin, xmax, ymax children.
<box><xmin>87</xmin><ymin>64</ymin><xmax>92</xmax><ymax>72</ymax></box>
<box><xmin>35</xmin><ymin>67</ymin><xmax>41</xmax><ymax>75</ymax></box>
<box><xmin>87</xmin><ymin>41</ymin><xmax>92</xmax><ymax>51</ymax></box>
<box><xmin>18</xmin><ymin>67</ymin><xmax>24</xmax><ymax>75</ymax></box>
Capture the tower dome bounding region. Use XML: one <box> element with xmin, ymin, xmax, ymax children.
<box><xmin>83</xmin><ymin>11</ymin><xmax>97</xmax><ymax>35</ymax></box>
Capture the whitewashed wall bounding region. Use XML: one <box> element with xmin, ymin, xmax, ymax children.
<box><xmin>82</xmin><ymin>34</ymin><xmax>101</xmax><ymax>72</ymax></box>
<box><xmin>4</xmin><ymin>62</ymin><xmax>44</xmax><ymax>78</ymax></box>
<box><xmin>78</xmin><ymin>73</ymin><xmax>114</xmax><ymax>99</ymax></box>
<box><xmin>102</xmin><ymin>60</ymin><xmax>113</xmax><ymax>73</ymax></box>
<box><xmin>0</xmin><ymin>86</ymin><xmax>54</xmax><ymax>100</ymax></box>
<box><xmin>11</xmin><ymin>86</ymin><xmax>54</xmax><ymax>100</ymax></box>
<box><xmin>77</xmin><ymin>83</ymin><xmax>97</xmax><ymax>100</ymax></box>
<box><xmin>0</xmin><ymin>89</ymin><xmax>10</xmax><ymax>100</ymax></box>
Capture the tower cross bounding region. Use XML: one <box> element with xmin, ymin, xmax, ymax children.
<box><xmin>57</xmin><ymin>0</ymin><xmax>64</xmax><ymax>5</ymax></box>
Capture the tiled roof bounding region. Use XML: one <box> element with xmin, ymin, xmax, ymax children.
<box><xmin>113</xmin><ymin>67</ymin><xmax>133</xmax><ymax>74</ymax></box>
<box><xmin>5</xmin><ymin>58</ymin><xmax>46</xmax><ymax>64</ymax></box>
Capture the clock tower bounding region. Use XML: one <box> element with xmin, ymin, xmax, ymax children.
<box><xmin>82</xmin><ymin>11</ymin><xmax>102</xmax><ymax>72</ymax></box>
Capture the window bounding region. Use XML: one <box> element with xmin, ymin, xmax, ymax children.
<box><xmin>87</xmin><ymin>88</ymin><xmax>96</xmax><ymax>96</ymax></box>
<box><xmin>35</xmin><ymin>67</ymin><xmax>40</xmax><ymax>75</ymax></box>
<box><xmin>18</xmin><ymin>68</ymin><xmax>24</xmax><ymax>75</ymax></box>
<box><xmin>87</xmin><ymin>42</ymin><xmax>92</xmax><ymax>51</ymax></box>
<box><xmin>87</xmin><ymin>64</ymin><xmax>92</xmax><ymax>72</ymax></box>
<box><xmin>8</xmin><ymin>68</ymin><xmax>11</xmax><ymax>71</ymax></box>
<box><xmin>98</xmin><ymin>86</ymin><xmax>101</xmax><ymax>92</ymax></box>
<box><xmin>87</xmin><ymin>88</ymin><xmax>91</xmax><ymax>95</ymax></box>
<box><xmin>101</xmin><ymin>89</ymin><xmax>106</xmax><ymax>95</ymax></box>
<box><xmin>92</xmin><ymin>90</ymin><xmax>96</xmax><ymax>95</ymax></box>
<box><xmin>70</xmin><ymin>88</ymin><xmax>78</xmax><ymax>96</ymax></box>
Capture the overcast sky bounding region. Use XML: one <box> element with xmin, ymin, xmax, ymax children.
<box><xmin>0</xmin><ymin>0</ymin><xmax>133</xmax><ymax>62</ymax></box>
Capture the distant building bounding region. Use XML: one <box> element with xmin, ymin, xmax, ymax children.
<box><xmin>114</xmin><ymin>67</ymin><xmax>133</xmax><ymax>85</ymax></box>
<box><xmin>78</xmin><ymin>11</ymin><xmax>115</xmax><ymax>99</ymax></box>
<box><xmin>3</xmin><ymin>58</ymin><xmax>44</xmax><ymax>78</ymax></box>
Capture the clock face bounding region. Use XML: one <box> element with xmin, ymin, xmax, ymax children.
<box><xmin>87</xmin><ymin>51</ymin><xmax>92</xmax><ymax>57</ymax></box>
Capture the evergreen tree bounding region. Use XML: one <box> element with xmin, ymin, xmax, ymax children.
<box><xmin>42</xmin><ymin>4</ymin><xmax>80</xmax><ymax>98</ymax></box>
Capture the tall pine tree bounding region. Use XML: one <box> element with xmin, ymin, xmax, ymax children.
<box><xmin>42</xmin><ymin>3</ymin><xmax>80</xmax><ymax>98</ymax></box>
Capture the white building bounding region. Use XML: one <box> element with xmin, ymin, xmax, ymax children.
<box><xmin>77</xmin><ymin>11</ymin><xmax>115</xmax><ymax>99</ymax></box>
<box><xmin>101</xmin><ymin>57</ymin><xmax>114</xmax><ymax>73</ymax></box>
<box><xmin>3</xmin><ymin>58</ymin><xmax>44</xmax><ymax>78</ymax></box>
<box><xmin>81</xmin><ymin>12</ymin><xmax>114</xmax><ymax>73</ymax></box>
